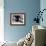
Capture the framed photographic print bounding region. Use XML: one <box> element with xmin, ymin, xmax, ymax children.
<box><xmin>10</xmin><ymin>13</ymin><xmax>26</xmax><ymax>26</ymax></box>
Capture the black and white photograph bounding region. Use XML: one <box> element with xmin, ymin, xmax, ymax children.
<box><xmin>10</xmin><ymin>13</ymin><xmax>26</xmax><ymax>25</ymax></box>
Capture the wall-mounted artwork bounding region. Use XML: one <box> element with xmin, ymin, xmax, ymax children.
<box><xmin>10</xmin><ymin>13</ymin><xmax>26</xmax><ymax>26</ymax></box>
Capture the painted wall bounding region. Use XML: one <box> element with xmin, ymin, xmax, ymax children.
<box><xmin>4</xmin><ymin>0</ymin><xmax>40</xmax><ymax>42</ymax></box>
<box><xmin>40</xmin><ymin>0</ymin><xmax>46</xmax><ymax>27</ymax></box>
<box><xmin>0</xmin><ymin>0</ymin><xmax>4</xmax><ymax>42</ymax></box>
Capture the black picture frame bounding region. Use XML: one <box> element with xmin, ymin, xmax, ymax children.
<box><xmin>10</xmin><ymin>13</ymin><xmax>26</xmax><ymax>26</ymax></box>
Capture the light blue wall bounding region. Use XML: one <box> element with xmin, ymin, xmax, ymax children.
<box><xmin>40</xmin><ymin>0</ymin><xmax>46</xmax><ymax>27</ymax></box>
<box><xmin>4</xmin><ymin>0</ymin><xmax>40</xmax><ymax>42</ymax></box>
